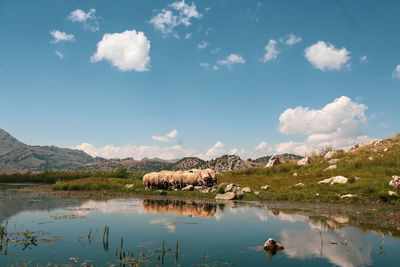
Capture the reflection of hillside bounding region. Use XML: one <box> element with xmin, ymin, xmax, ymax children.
<box><xmin>142</xmin><ymin>199</ymin><xmax>216</xmax><ymax>218</ymax></box>
<box><xmin>0</xmin><ymin>187</ymin><xmax>82</xmax><ymax>224</ymax></box>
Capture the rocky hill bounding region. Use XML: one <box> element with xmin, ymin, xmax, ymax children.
<box><xmin>0</xmin><ymin>129</ymin><xmax>27</xmax><ymax>155</ymax></box>
<box><xmin>0</xmin><ymin>129</ymin><xmax>101</xmax><ymax>173</ymax></box>
<box><xmin>168</xmin><ymin>157</ymin><xmax>206</xmax><ymax>171</ymax></box>
<box><xmin>253</xmin><ymin>153</ymin><xmax>303</xmax><ymax>163</ymax></box>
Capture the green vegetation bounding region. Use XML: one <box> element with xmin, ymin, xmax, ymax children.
<box><xmin>0</xmin><ymin>168</ymin><xmax>144</xmax><ymax>184</ymax></box>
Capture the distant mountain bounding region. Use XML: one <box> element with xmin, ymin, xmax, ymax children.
<box><xmin>0</xmin><ymin>129</ymin><xmax>101</xmax><ymax>173</ymax></box>
<box><xmin>0</xmin><ymin>129</ymin><xmax>28</xmax><ymax>155</ymax></box>
<box><xmin>0</xmin><ymin>128</ymin><xmax>303</xmax><ymax>174</ymax></box>
<box><xmin>81</xmin><ymin>153</ymin><xmax>303</xmax><ymax>173</ymax></box>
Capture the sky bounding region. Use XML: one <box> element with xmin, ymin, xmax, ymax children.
<box><xmin>0</xmin><ymin>0</ymin><xmax>400</xmax><ymax>160</ymax></box>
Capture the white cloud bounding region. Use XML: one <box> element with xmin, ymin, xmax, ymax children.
<box><xmin>305</xmin><ymin>41</ymin><xmax>351</xmax><ymax>71</ymax></box>
<box><xmin>262</xmin><ymin>39</ymin><xmax>279</xmax><ymax>62</ymax></box>
<box><xmin>149</xmin><ymin>0</ymin><xmax>202</xmax><ymax>36</ymax></box>
<box><xmin>280</xmin><ymin>33</ymin><xmax>301</xmax><ymax>46</ymax></box>
<box><xmin>73</xmin><ymin>143</ymin><xmax>194</xmax><ymax>160</ymax></box>
<box><xmin>200</xmin><ymin>62</ymin><xmax>209</xmax><ymax>68</ymax></box>
<box><xmin>55</xmin><ymin>50</ymin><xmax>64</xmax><ymax>59</ymax></box>
<box><xmin>277</xmin><ymin>96</ymin><xmax>369</xmax><ymax>154</ymax></box>
<box><xmin>185</xmin><ymin>33</ymin><xmax>192</xmax><ymax>39</ymax></box>
<box><xmin>211</xmin><ymin>47</ymin><xmax>221</xmax><ymax>54</ymax></box>
<box><xmin>212</xmin><ymin>65</ymin><xmax>219</xmax><ymax>70</ymax></box>
<box><xmin>205</xmin><ymin>141</ymin><xmax>225</xmax><ymax>158</ymax></box>
<box><xmin>198</xmin><ymin>41</ymin><xmax>208</xmax><ymax>49</ymax></box>
<box><xmin>91</xmin><ymin>30</ymin><xmax>151</xmax><ymax>72</ymax></box>
<box><xmin>152</xmin><ymin>129</ymin><xmax>178</xmax><ymax>142</ymax></box>
<box><xmin>217</xmin><ymin>54</ymin><xmax>245</xmax><ymax>69</ymax></box>
<box><xmin>230</xmin><ymin>148</ymin><xmax>238</xmax><ymax>154</ymax></box>
<box><xmin>360</xmin><ymin>55</ymin><xmax>368</xmax><ymax>63</ymax></box>
<box><xmin>392</xmin><ymin>64</ymin><xmax>400</xmax><ymax>79</ymax></box>
<box><xmin>254</xmin><ymin>141</ymin><xmax>268</xmax><ymax>151</ymax></box>
<box><xmin>67</xmin><ymin>8</ymin><xmax>99</xmax><ymax>32</ymax></box>
<box><xmin>50</xmin><ymin>30</ymin><xmax>75</xmax><ymax>43</ymax></box>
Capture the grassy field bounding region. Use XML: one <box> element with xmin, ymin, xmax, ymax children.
<box><xmin>50</xmin><ymin>134</ymin><xmax>400</xmax><ymax>204</ymax></box>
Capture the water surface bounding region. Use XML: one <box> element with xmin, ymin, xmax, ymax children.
<box><xmin>0</xmin><ymin>184</ymin><xmax>399</xmax><ymax>266</ymax></box>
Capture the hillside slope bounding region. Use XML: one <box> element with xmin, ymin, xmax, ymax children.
<box><xmin>0</xmin><ymin>129</ymin><xmax>28</xmax><ymax>155</ymax></box>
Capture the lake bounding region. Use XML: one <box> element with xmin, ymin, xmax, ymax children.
<box><xmin>1</xmin><ymin>184</ymin><xmax>399</xmax><ymax>266</ymax></box>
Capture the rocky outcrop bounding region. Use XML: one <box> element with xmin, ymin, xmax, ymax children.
<box><xmin>265</xmin><ymin>155</ymin><xmax>281</xmax><ymax>168</ymax></box>
<box><xmin>297</xmin><ymin>157</ymin><xmax>310</xmax><ymax>166</ymax></box>
<box><xmin>389</xmin><ymin>175</ymin><xmax>400</xmax><ymax>189</ymax></box>
<box><xmin>318</xmin><ymin>176</ymin><xmax>348</xmax><ymax>185</ymax></box>
<box><xmin>323</xmin><ymin>165</ymin><xmax>337</xmax><ymax>172</ymax></box>
<box><xmin>324</xmin><ymin>151</ymin><xmax>335</xmax><ymax>161</ymax></box>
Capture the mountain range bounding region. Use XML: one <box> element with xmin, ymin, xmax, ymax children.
<box><xmin>0</xmin><ymin>129</ymin><xmax>302</xmax><ymax>174</ymax></box>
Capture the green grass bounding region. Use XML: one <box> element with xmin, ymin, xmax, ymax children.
<box><xmin>0</xmin><ymin>168</ymin><xmax>145</xmax><ymax>184</ymax></box>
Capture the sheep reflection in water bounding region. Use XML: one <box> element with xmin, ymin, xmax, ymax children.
<box><xmin>142</xmin><ymin>199</ymin><xmax>216</xmax><ymax>218</ymax></box>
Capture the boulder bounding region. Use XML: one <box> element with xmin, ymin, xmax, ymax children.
<box><xmin>318</xmin><ymin>176</ymin><xmax>348</xmax><ymax>185</ymax></box>
<box><xmin>384</xmin><ymin>148</ymin><xmax>388</xmax><ymax>152</ymax></box>
<box><xmin>182</xmin><ymin>185</ymin><xmax>194</xmax><ymax>191</ymax></box>
<box><xmin>368</xmin><ymin>156</ymin><xmax>374</xmax><ymax>161</ymax></box>
<box><xmin>324</xmin><ymin>151</ymin><xmax>335</xmax><ymax>161</ymax></box>
<box><xmin>260</xmin><ymin>185</ymin><xmax>270</xmax><ymax>190</ymax></box>
<box><xmin>293</xmin><ymin>173</ymin><xmax>298</xmax><ymax>177</ymax></box>
<box><xmin>323</xmin><ymin>165</ymin><xmax>337</xmax><ymax>172</ymax></box>
<box><xmin>265</xmin><ymin>155</ymin><xmax>280</xmax><ymax>168</ymax></box>
<box><xmin>295</xmin><ymin>183</ymin><xmax>305</xmax><ymax>187</ymax></box>
<box><xmin>200</xmin><ymin>188</ymin><xmax>210</xmax><ymax>194</ymax></box>
<box><xmin>254</xmin><ymin>191</ymin><xmax>260</xmax><ymax>195</ymax></box>
<box><xmin>263</xmin><ymin>238</ymin><xmax>284</xmax><ymax>255</ymax></box>
<box><xmin>388</xmin><ymin>191</ymin><xmax>398</xmax><ymax>196</ymax></box>
<box><xmin>341</xmin><ymin>194</ymin><xmax>356</xmax><ymax>199</ymax></box>
<box><xmin>374</xmin><ymin>140</ymin><xmax>383</xmax><ymax>147</ymax></box>
<box><xmin>328</xmin><ymin>159</ymin><xmax>340</xmax><ymax>164</ymax></box>
<box><xmin>225</xmin><ymin>184</ymin><xmax>234</xmax><ymax>192</ymax></box>
<box><xmin>389</xmin><ymin>175</ymin><xmax>400</xmax><ymax>189</ymax></box>
<box><xmin>215</xmin><ymin>192</ymin><xmax>236</xmax><ymax>200</ymax></box>
<box><xmin>124</xmin><ymin>184</ymin><xmax>134</xmax><ymax>189</ymax></box>
<box><xmin>297</xmin><ymin>157</ymin><xmax>310</xmax><ymax>166</ymax></box>
<box><xmin>242</xmin><ymin>187</ymin><xmax>252</xmax><ymax>193</ymax></box>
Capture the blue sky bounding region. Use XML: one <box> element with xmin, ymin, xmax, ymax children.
<box><xmin>0</xmin><ymin>0</ymin><xmax>399</xmax><ymax>160</ymax></box>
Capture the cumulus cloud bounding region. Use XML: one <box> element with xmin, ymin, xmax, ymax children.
<box><xmin>200</xmin><ymin>62</ymin><xmax>209</xmax><ymax>68</ymax></box>
<box><xmin>254</xmin><ymin>141</ymin><xmax>268</xmax><ymax>151</ymax></box>
<box><xmin>392</xmin><ymin>65</ymin><xmax>400</xmax><ymax>79</ymax></box>
<box><xmin>50</xmin><ymin>30</ymin><xmax>75</xmax><ymax>43</ymax></box>
<box><xmin>73</xmin><ymin>143</ymin><xmax>194</xmax><ymax>160</ymax></box>
<box><xmin>304</xmin><ymin>41</ymin><xmax>350</xmax><ymax>71</ymax></box>
<box><xmin>217</xmin><ymin>54</ymin><xmax>245</xmax><ymax>69</ymax></box>
<box><xmin>198</xmin><ymin>41</ymin><xmax>208</xmax><ymax>49</ymax></box>
<box><xmin>280</xmin><ymin>33</ymin><xmax>301</xmax><ymax>46</ymax></box>
<box><xmin>67</xmin><ymin>8</ymin><xmax>99</xmax><ymax>32</ymax></box>
<box><xmin>152</xmin><ymin>129</ymin><xmax>178</xmax><ymax>142</ymax></box>
<box><xmin>149</xmin><ymin>0</ymin><xmax>202</xmax><ymax>37</ymax></box>
<box><xmin>205</xmin><ymin>141</ymin><xmax>225</xmax><ymax>158</ymax></box>
<box><xmin>277</xmin><ymin>96</ymin><xmax>369</xmax><ymax>154</ymax></box>
<box><xmin>91</xmin><ymin>30</ymin><xmax>151</xmax><ymax>72</ymax></box>
<box><xmin>262</xmin><ymin>39</ymin><xmax>279</xmax><ymax>62</ymax></box>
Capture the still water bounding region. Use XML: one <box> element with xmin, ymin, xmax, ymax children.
<box><xmin>0</xmin><ymin>184</ymin><xmax>399</xmax><ymax>266</ymax></box>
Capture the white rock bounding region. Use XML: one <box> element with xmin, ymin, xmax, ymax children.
<box><xmin>388</xmin><ymin>191</ymin><xmax>398</xmax><ymax>196</ymax></box>
<box><xmin>124</xmin><ymin>184</ymin><xmax>134</xmax><ymax>189</ymax></box>
<box><xmin>315</xmin><ymin>193</ymin><xmax>320</xmax><ymax>196</ymax></box>
<box><xmin>210</xmin><ymin>188</ymin><xmax>216</xmax><ymax>193</ymax></box>
<box><xmin>323</xmin><ymin>165</ymin><xmax>337</xmax><ymax>172</ymax></box>
<box><xmin>293</xmin><ymin>173</ymin><xmax>298</xmax><ymax>177</ymax></box>
<box><xmin>341</xmin><ymin>194</ymin><xmax>356</xmax><ymax>199</ymax></box>
<box><xmin>265</xmin><ymin>155</ymin><xmax>280</xmax><ymax>168</ymax></box>
<box><xmin>295</xmin><ymin>183</ymin><xmax>305</xmax><ymax>187</ymax></box>
<box><xmin>355</xmin><ymin>177</ymin><xmax>361</xmax><ymax>181</ymax></box>
<box><xmin>215</xmin><ymin>192</ymin><xmax>236</xmax><ymax>200</ymax></box>
<box><xmin>200</xmin><ymin>188</ymin><xmax>210</xmax><ymax>194</ymax></box>
<box><xmin>389</xmin><ymin>175</ymin><xmax>400</xmax><ymax>189</ymax></box>
<box><xmin>384</xmin><ymin>148</ymin><xmax>388</xmax><ymax>152</ymax></box>
<box><xmin>328</xmin><ymin>159</ymin><xmax>340</xmax><ymax>164</ymax></box>
<box><xmin>242</xmin><ymin>187</ymin><xmax>252</xmax><ymax>193</ymax></box>
<box><xmin>260</xmin><ymin>185</ymin><xmax>270</xmax><ymax>190</ymax></box>
<box><xmin>182</xmin><ymin>185</ymin><xmax>194</xmax><ymax>191</ymax></box>
<box><xmin>374</xmin><ymin>140</ymin><xmax>383</xmax><ymax>147</ymax></box>
<box><xmin>194</xmin><ymin>186</ymin><xmax>206</xmax><ymax>190</ymax></box>
<box><xmin>297</xmin><ymin>157</ymin><xmax>310</xmax><ymax>166</ymax></box>
<box><xmin>318</xmin><ymin>176</ymin><xmax>348</xmax><ymax>185</ymax></box>
<box><xmin>368</xmin><ymin>156</ymin><xmax>374</xmax><ymax>160</ymax></box>
<box><xmin>324</xmin><ymin>151</ymin><xmax>335</xmax><ymax>161</ymax></box>
<box><xmin>254</xmin><ymin>191</ymin><xmax>260</xmax><ymax>195</ymax></box>
<box><xmin>225</xmin><ymin>184</ymin><xmax>234</xmax><ymax>192</ymax></box>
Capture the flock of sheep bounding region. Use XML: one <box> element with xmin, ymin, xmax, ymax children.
<box><xmin>143</xmin><ymin>168</ymin><xmax>217</xmax><ymax>189</ymax></box>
